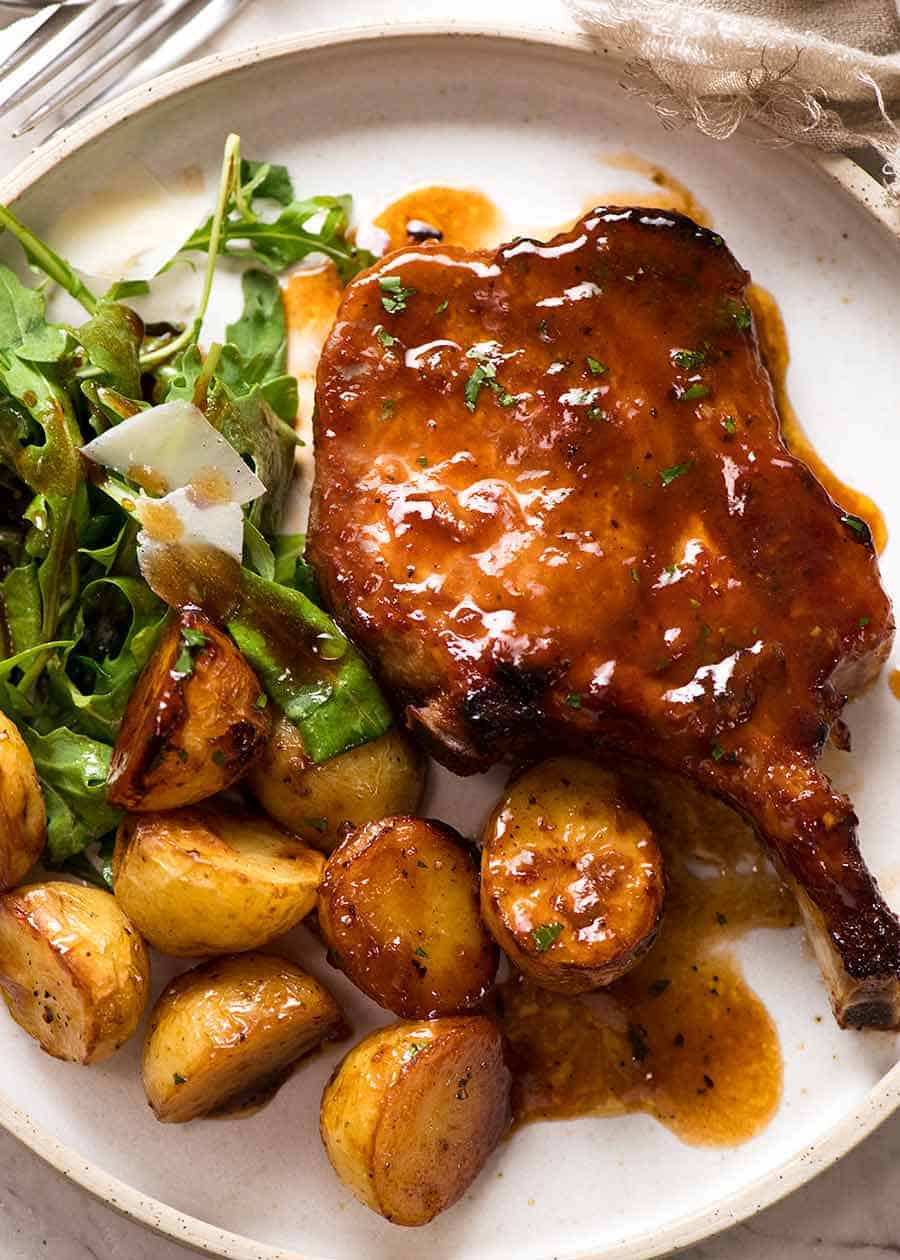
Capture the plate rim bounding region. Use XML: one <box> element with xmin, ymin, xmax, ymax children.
<box><xmin>0</xmin><ymin>19</ymin><xmax>898</xmax><ymax>1260</ymax></box>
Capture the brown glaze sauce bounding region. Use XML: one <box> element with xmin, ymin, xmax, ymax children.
<box><xmin>373</xmin><ymin>185</ymin><xmax>504</xmax><ymax>252</ymax></box>
<box><xmin>889</xmin><ymin>668</ymin><xmax>900</xmax><ymax>700</ymax></box>
<box><xmin>138</xmin><ymin>499</ymin><xmax>183</xmax><ymax>544</ymax></box>
<box><xmin>284</xmin><ymin>265</ymin><xmax>343</xmax><ymax>426</ymax></box>
<box><xmin>749</xmin><ymin>285</ymin><xmax>887</xmax><ymax>554</ymax></box>
<box><xmin>590</xmin><ymin>151</ymin><xmax>713</xmax><ymax>228</ymax></box>
<box><xmin>496</xmin><ymin>767</ymin><xmax>796</xmax><ymax>1146</ymax></box>
<box><xmin>139</xmin><ymin>543</ymin><xmax>241</xmax><ymax>622</ymax></box>
<box><xmin>188</xmin><ymin>467</ymin><xmax>233</xmax><ymax>508</ymax></box>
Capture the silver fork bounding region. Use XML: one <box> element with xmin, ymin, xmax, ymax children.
<box><xmin>0</xmin><ymin>0</ymin><xmax>229</xmax><ymax>138</ymax></box>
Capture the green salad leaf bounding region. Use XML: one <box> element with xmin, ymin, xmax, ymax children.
<box><xmin>0</xmin><ymin>132</ymin><xmax>391</xmax><ymax>865</ymax></box>
<box><xmin>20</xmin><ymin>725</ymin><xmax>121</xmax><ymax>862</ymax></box>
<box><xmin>176</xmin><ymin>146</ymin><xmax>373</xmax><ymax>282</ymax></box>
<box><xmin>228</xmin><ymin>569</ymin><xmax>392</xmax><ymax>762</ymax></box>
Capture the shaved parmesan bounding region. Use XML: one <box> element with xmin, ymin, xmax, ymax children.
<box><xmin>137</xmin><ymin>488</ymin><xmax>245</xmax><ymax>569</ymax></box>
<box><xmin>81</xmin><ymin>400</ymin><xmax>265</xmax><ymax>505</ymax></box>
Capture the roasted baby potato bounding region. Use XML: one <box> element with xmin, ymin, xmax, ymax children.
<box><xmin>319</xmin><ymin>816</ymin><xmax>498</xmax><ymax>1017</ymax></box>
<box><xmin>246</xmin><ymin>715</ymin><xmax>425</xmax><ymax>851</ymax></box>
<box><xmin>481</xmin><ymin>758</ymin><xmax>665</xmax><ymax>993</ymax></box>
<box><xmin>0</xmin><ymin>712</ymin><xmax>46</xmax><ymax>890</ymax></box>
<box><xmin>0</xmin><ymin>882</ymin><xmax>149</xmax><ymax>1063</ymax></box>
<box><xmin>107</xmin><ymin>608</ymin><xmax>270</xmax><ymax>811</ymax></box>
<box><xmin>142</xmin><ymin>952</ymin><xmax>343</xmax><ymax>1122</ymax></box>
<box><xmin>320</xmin><ymin>1016</ymin><xmax>510</xmax><ymax>1226</ymax></box>
<box><xmin>113</xmin><ymin>802</ymin><xmax>324</xmax><ymax>957</ymax></box>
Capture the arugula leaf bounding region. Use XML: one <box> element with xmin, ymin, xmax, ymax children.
<box><xmin>51</xmin><ymin>576</ymin><xmax>166</xmax><ymax>741</ymax></box>
<box><xmin>0</xmin><ymin>564</ymin><xmax>41</xmax><ymax>655</ymax></box>
<box><xmin>206</xmin><ymin>375</ymin><xmax>295</xmax><ymax>537</ymax></box>
<box><xmin>20</xmin><ymin>726</ymin><xmax>121</xmax><ymax>862</ymax></box>
<box><xmin>103</xmin><ymin>279</ymin><xmax>151</xmax><ymax>302</ymax></box>
<box><xmin>0</xmin><ymin>203</ymin><xmax>98</xmax><ymax>316</ymax></box>
<box><xmin>243</xmin><ymin>518</ymin><xmax>276</xmax><ymax>581</ymax></box>
<box><xmin>0</xmin><ymin>266</ymin><xmax>68</xmax><ymax>363</ymax></box>
<box><xmin>225</xmin><ymin>270</ymin><xmax>287</xmax><ymax>384</ymax></box>
<box><xmin>0</xmin><ymin>351</ymin><xmax>87</xmax><ymax>693</ymax></box>
<box><xmin>179</xmin><ymin>171</ymin><xmax>373</xmax><ymax>282</ymax></box>
<box><xmin>227</xmin><ymin>569</ymin><xmax>392</xmax><ymax>762</ymax></box>
<box><xmin>272</xmin><ymin>533</ymin><xmax>320</xmax><ymax>603</ymax></box>
<box><xmin>77</xmin><ymin>301</ymin><xmax>143</xmax><ymax>398</ymax></box>
<box><xmin>239</xmin><ymin>159</ymin><xmax>294</xmax><ymax>206</ymax></box>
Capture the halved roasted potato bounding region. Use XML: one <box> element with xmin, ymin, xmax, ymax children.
<box><xmin>319</xmin><ymin>816</ymin><xmax>497</xmax><ymax>1017</ymax></box>
<box><xmin>0</xmin><ymin>712</ymin><xmax>46</xmax><ymax>890</ymax></box>
<box><xmin>320</xmin><ymin>1016</ymin><xmax>510</xmax><ymax>1226</ymax></box>
<box><xmin>246</xmin><ymin>715</ymin><xmax>425</xmax><ymax>851</ymax></box>
<box><xmin>481</xmin><ymin>758</ymin><xmax>665</xmax><ymax>993</ymax></box>
<box><xmin>113</xmin><ymin>802</ymin><xmax>324</xmax><ymax>957</ymax></box>
<box><xmin>0</xmin><ymin>882</ymin><xmax>149</xmax><ymax>1063</ymax></box>
<box><xmin>107</xmin><ymin>608</ymin><xmax>270</xmax><ymax>811</ymax></box>
<box><xmin>142</xmin><ymin>952</ymin><xmax>343</xmax><ymax>1122</ymax></box>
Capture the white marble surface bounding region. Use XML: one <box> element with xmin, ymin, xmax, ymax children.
<box><xmin>1</xmin><ymin>0</ymin><xmax>899</xmax><ymax>1257</ymax></box>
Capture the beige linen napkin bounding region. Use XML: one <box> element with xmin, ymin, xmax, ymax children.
<box><xmin>569</xmin><ymin>0</ymin><xmax>900</xmax><ymax>192</ymax></box>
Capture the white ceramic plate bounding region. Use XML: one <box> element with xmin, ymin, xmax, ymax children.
<box><xmin>1</xmin><ymin>23</ymin><xmax>900</xmax><ymax>1260</ymax></box>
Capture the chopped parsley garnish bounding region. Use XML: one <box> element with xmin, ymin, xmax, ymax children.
<box><xmin>711</xmin><ymin>742</ymin><xmax>726</xmax><ymax>762</ymax></box>
<box><xmin>586</xmin><ymin>356</ymin><xmax>608</xmax><ymax>376</ymax></box>
<box><xmin>416</xmin><ymin>455</ymin><xmax>429</xmax><ymax>467</ymax></box>
<box><xmin>375</xmin><ymin>324</ymin><xmax>396</xmax><ymax>347</ymax></box>
<box><xmin>378</xmin><ymin>274</ymin><xmax>416</xmax><ymax>314</ymax></box>
<box><xmin>381</xmin><ymin>398</ymin><xmax>395</xmax><ymax>420</ymax></box>
<box><xmin>414</xmin><ymin>946</ymin><xmax>428</xmax><ymax>958</ymax></box>
<box><xmin>465</xmin><ymin>344</ymin><xmax>515</xmax><ymax>412</ymax></box>
<box><xmin>531</xmin><ymin>922</ymin><xmax>564</xmax><ymax>952</ymax></box>
<box><xmin>304</xmin><ymin>817</ymin><xmax>328</xmax><ymax>833</ymax></box>
<box><xmin>630</xmin><ymin>567</ymin><xmax>640</xmax><ymax>583</ymax></box>
<box><xmin>465</xmin><ymin>361</ymin><xmax>496</xmax><ymax>411</ymax></box>
<box><xmin>435</xmin><ymin>298</ymin><xmax>449</xmax><ymax>315</ymax></box>
<box><xmin>173</xmin><ymin>627</ymin><xmax>209</xmax><ymax>678</ymax></box>
<box><xmin>679</xmin><ymin>383</ymin><xmax>709</xmax><ymax>402</ymax></box>
<box><xmin>211</xmin><ymin>749</ymin><xmax>226</xmax><ymax>767</ymax></box>
<box><xmin>841</xmin><ymin>514</ymin><xmax>872</xmax><ymax>544</ymax></box>
<box><xmin>173</xmin><ymin>1073</ymin><xmax>186</xmax><ymax>1085</ymax></box>
<box><xmin>402</xmin><ymin>1042</ymin><xmax>426</xmax><ymax>1063</ymax></box>
<box><xmin>724</xmin><ymin>297</ymin><xmax>752</xmax><ymax>330</ymax></box>
<box><xmin>565</xmin><ymin>693</ymin><xmax>582</xmax><ymax>709</ymax></box>
<box><xmin>672</xmin><ymin>347</ymin><xmax>707</xmax><ymax>370</ymax></box>
<box><xmin>660</xmin><ymin>461</ymin><xmax>694</xmax><ymax>486</ymax></box>
<box><xmin>859</xmin><ymin>616</ymin><xmax>870</xmax><ymax>627</ymax></box>
<box><xmin>253</xmin><ymin>692</ymin><xmax>268</xmax><ymax>709</ymax></box>
<box><xmin>723</xmin><ymin>415</ymin><xmax>737</xmax><ymax>434</ymax></box>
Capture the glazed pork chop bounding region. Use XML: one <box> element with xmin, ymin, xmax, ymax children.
<box><xmin>308</xmin><ymin>207</ymin><xmax>899</xmax><ymax>1028</ymax></box>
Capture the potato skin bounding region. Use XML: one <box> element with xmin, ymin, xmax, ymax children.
<box><xmin>0</xmin><ymin>712</ymin><xmax>46</xmax><ymax>891</ymax></box>
<box><xmin>319</xmin><ymin>816</ymin><xmax>498</xmax><ymax>1018</ymax></box>
<box><xmin>0</xmin><ymin>882</ymin><xmax>149</xmax><ymax>1063</ymax></box>
<box><xmin>246</xmin><ymin>715</ymin><xmax>425</xmax><ymax>851</ymax></box>
<box><xmin>142</xmin><ymin>952</ymin><xmax>343</xmax><ymax>1123</ymax></box>
<box><xmin>107</xmin><ymin>608</ymin><xmax>270</xmax><ymax>811</ymax></box>
<box><xmin>320</xmin><ymin>1016</ymin><xmax>510</xmax><ymax>1226</ymax></box>
<box><xmin>113</xmin><ymin>802</ymin><xmax>324</xmax><ymax>957</ymax></box>
<box><xmin>481</xmin><ymin>758</ymin><xmax>665</xmax><ymax>993</ymax></box>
